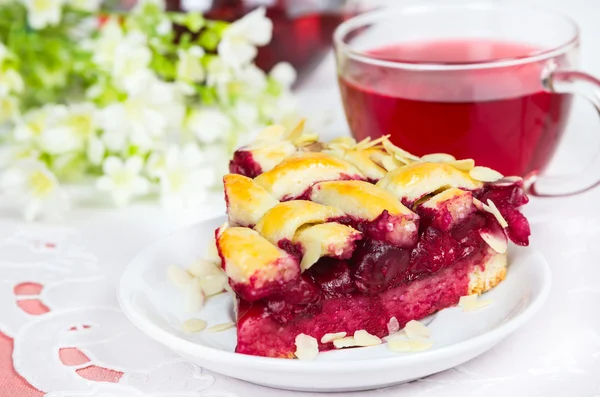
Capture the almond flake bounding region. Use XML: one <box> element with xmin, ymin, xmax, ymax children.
<box><xmin>256</xmin><ymin>125</ymin><xmax>286</xmax><ymax>141</ymax></box>
<box><xmin>295</xmin><ymin>334</ymin><xmax>319</xmax><ymax>360</ymax></box>
<box><xmin>198</xmin><ymin>273</ymin><xmax>228</xmax><ymax>297</ymax></box>
<box><xmin>469</xmin><ymin>166</ymin><xmax>504</xmax><ymax>182</ymax></box>
<box><xmin>328</xmin><ymin>137</ymin><xmax>356</xmax><ymax>151</ymax></box>
<box><xmin>333</xmin><ymin>336</ymin><xmax>358</xmax><ymax>349</ymax></box>
<box><xmin>321</xmin><ymin>332</ymin><xmax>347</xmax><ymax>344</ymax></box>
<box><xmin>472</xmin><ymin>198</ymin><xmax>485</xmax><ymax>211</ymax></box>
<box><xmin>216</xmin><ymin>222</ymin><xmax>229</xmax><ymax>237</ymax></box>
<box><xmin>354</xmin><ymin>137</ymin><xmax>372</xmax><ymax>151</ymax></box>
<box><xmin>182</xmin><ymin>318</ymin><xmax>207</xmax><ymax>333</ymax></box>
<box><xmin>387</xmin><ymin>317</ymin><xmax>400</xmax><ymax>335</ymax></box>
<box><xmin>188</xmin><ymin>259</ymin><xmax>221</xmax><ymax>278</ymax></box>
<box><xmin>387</xmin><ymin>338</ymin><xmax>411</xmax><ymax>352</ymax></box>
<box><xmin>388</xmin><ymin>337</ymin><xmax>433</xmax><ymax>352</ymax></box>
<box><xmin>408</xmin><ymin>338</ymin><xmax>434</xmax><ymax>351</ymax></box>
<box><xmin>380</xmin><ymin>155</ymin><xmax>401</xmax><ymax>172</ymax></box>
<box><xmin>382</xmin><ymin>138</ymin><xmax>420</xmax><ymax>161</ymax></box>
<box><xmin>479</xmin><ymin>229</ymin><xmax>508</xmax><ymax>254</ymax></box>
<box><xmin>286</xmin><ymin>119</ymin><xmax>306</xmax><ymax>141</ymax></box>
<box><xmin>492</xmin><ymin>176</ymin><xmax>523</xmax><ymax>186</ymax></box>
<box><xmin>404</xmin><ymin>320</ymin><xmax>430</xmax><ymax>339</ymax></box>
<box><xmin>205</xmin><ymin>238</ymin><xmax>221</xmax><ymax>264</ymax></box>
<box><xmin>393</xmin><ymin>153</ymin><xmax>414</xmax><ymax>165</ymax></box>
<box><xmin>354</xmin><ymin>330</ymin><xmax>382</xmax><ymax>346</ymax></box>
<box><xmin>420</xmin><ymin>153</ymin><xmax>456</xmax><ymax>163</ymax></box>
<box><xmin>485</xmin><ymin>199</ymin><xmax>509</xmax><ymax>228</ymax></box>
<box><xmin>459</xmin><ymin>294</ymin><xmax>493</xmax><ymax>312</ymax></box>
<box><xmin>168</xmin><ymin>265</ymin><xmax>193</xmax><ymax>288</ymax></box>
<box><xmin>358</xmin><ymin>135</ymin><xmax>389</xmax><ymax>151</ymax></box>
<box><xmin>448</xmin><ymin>159</ymin><xmax>475</xmax><ymax>172</ymax></box>
<box><xmin>206</xmin><ymin>321</ymin><xmax>235</xmax><ymax>333</ymax></box>
<box><xmin>292</xmin><ymin>133</ymin><xmax>319</xmax><ymax>147</ymax></box>
<box><xmin>184</xmin><ymin>279</ymin><xmax>205</xmax><ymax>312</ymax></box>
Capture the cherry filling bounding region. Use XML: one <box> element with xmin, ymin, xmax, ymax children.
<box><xmin>231</xmin><ymin>182</ymin><xmax>530</xmax><ymax>357</ymax></box>
<box><xmin>229</xmin><ymin>150</ymin><xmax>263</xmax><ymax>178</ymax></box>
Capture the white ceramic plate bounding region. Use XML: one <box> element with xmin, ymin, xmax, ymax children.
<box><xmin>118</xmin><ymin>216</ymin><xmax>551</xmax><ymax>392</ymax></box>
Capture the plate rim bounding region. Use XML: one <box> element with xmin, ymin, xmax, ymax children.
<box><xmin>118</xmin><ymin>216</ymin><xmax>552</xmax><ymax>372</ymax></box>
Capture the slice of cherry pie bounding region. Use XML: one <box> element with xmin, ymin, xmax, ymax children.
<box><xmin>217</xmin><ymin>124</ymin><xmax>531</xmax><ymax>358</ymax></box>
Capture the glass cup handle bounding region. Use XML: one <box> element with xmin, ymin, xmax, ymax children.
<box><xmin>528</xmin><ymin>67</ymin><xmax>600</xmax><ymax>197</ymax></box>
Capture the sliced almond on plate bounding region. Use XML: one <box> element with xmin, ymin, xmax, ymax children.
<box><xmin>188</xmin><ymin>259</ymin><xmax>222</xmax><ymax>278</ymax></box>
<box><xmin>321</xmin><ymin>332</ymin><xmax>347</xmax><ymax>344</ymax></box>
<box><xmin>184</xmin><ymin>278</ymin><xmax>205</xmax><ymax>312</ymax></box>
<box><xmin>198</xmin><ymin>273</ymin><xmax>228</xmax><ymax>297</ymax></box>
<box><xmin>168</xmin><ymin>265</ymin><xmax>193</xmax><ymax>288</ymax></box>
<box><xmin>182</xmin><ymin>318</ymin><xmax>207</xmax><ymax>333</ymax></box>
<box><xmin>333</xmin><ymin>336</ymin><xmax>358</xmax><ymax>349</ymax></box>
<box><xmin>354</xmin><ymin>330</ymin><xmax>382</xmax><ymax>347</ymax></box>
<box><xmin>388</xmin><ymin>337</ymin><xmax>433</xmax><ymax>352</ymax></box>
<box><xmin>403</xmin><ymin>320</ymin><xmax>430</xmax><ymax>339</ymax></box>
<box><xmin>206</xmin><ymin>321</ymin><xmax>235</xmax><ymax>333</ymax></box>
<box><xmin>459</xmin><ymin>294</ymin><xmax>493</xmax><ymax>312</ymax></box>
<box><xmin>295</xmin><ymin>334</ymin><xmax>319</xmax><ymax>360</ymax></box>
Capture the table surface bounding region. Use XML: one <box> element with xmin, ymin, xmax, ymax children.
<box><xmin>2</xmin><ymin>1</ymin><xmax>600</xmax><ymax>396</ymax></box>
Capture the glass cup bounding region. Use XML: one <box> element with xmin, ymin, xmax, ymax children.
<box><xmin>334</xmin><ymin>1</ymin><xmax>600</xmax><ymax>196</ymax></box>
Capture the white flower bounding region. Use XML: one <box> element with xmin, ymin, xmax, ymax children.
<box><xmin>90</xmin><ymin>18</ymin><xmax>123</xmax><ymax>66</ymax></box>
<box><xmin>186</xmin><ymin>107</ymin><xmax>232</xmax><ymax>144</ymax></box>
<box><xmin>216</xmin><ymin>64</ymin><xmax>266</xmax><ymax>103</ymax></box>
<box><xmin>206</xmin><ymin>57</ymin><xmax>234</xmax><ymax>88</ymax></box>
<box><xmin>87</xmin><ymin>136</ymin><xmax>105</xmax><ymax>165</ymax></box>
<box><xmin>0</xmin><ymin>159</ymin><xmax>69</xmax><ymax>221</ymax></box>
<box><xmin>69</xmin><ymin>0</ymin><xmax>101</xmax><ymax>12</ymax></box>
<box><xmin>156</xmin><ymin>17</ymin><xmax>171</xmax><ymax>36</ymax></box>
<box><xmin>111</xmin><ymin>32</ymin><xmax>153</xmax><ymax>90</ymax></box>
<box><xmin>0</xmin><ymin>69</ymin><xmax>24</xmax><ymax>96</ymax></box>
<box><xmin>237</xmin><ymin>64</ymin><xmax>267</xmax><ymax>93</ymax></box>
<box><xmin>270</xmin><ymin>62</ymin><xmax>297</xmax><ymax>88</ymax></box>
<box><xmin>146</xmin><ymin>149</ymin><xmax>166</xmax><ymax>179</ymax></box>
<box><xmin>23</xmin><ymin>0</ymin><xmax>66</xmax><ymax>29</ymax></box>
<box><xmin>177</xmin><ymin>45</ymin><xmax>205</xmax><ymax>84</ymax></box>
<box><xmin>261</xmin><ymin>93</ymin><xmax>297</xmax><ymax>123</ymax></box>
<box><xmin>232</xmin><ymin>101</ymin><xmax>259</xmax><ymax>128</ymax></box>
<box><xmin>156</xmin><ymin>143</ymin><xmax>215</xmax><ymax>210</ymax></box>
<box><xmin>0</xmin><ymin>145</ymin><xmax>40</xmax><ymax>169</ymax></box>
<box><xmin>38</xmin><ymin>103</ymin><xmax>98</xmax><ymax>155</ymax></box>
<box><xmin>14</xmin><ymin>104</ymin><xmax>66</xmax><ymax>143</ymax></box>
<box><xmin>0</xmin><ymin>96</ymin><xmax>19</xmax><ymax>124</ymax></box>
<box><xmin>102</xmin><ymin>130</ymin><xmax>127</xmax><ymax>152</ymax></box>
<box><xmin>96</xmin><ymin>156</ymin><xmax>149</xmax><ymax>206</ymax></box>
<box><xmin>217</xmin><ymin>7</ymin><xmax>273</xmax><ymax>69</ymax></box>
<box><xmin>99</xmin><ymin>74</ymin><xmax>185</xmax><ymax>152</ymax></box>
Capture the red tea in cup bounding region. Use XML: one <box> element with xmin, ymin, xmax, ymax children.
<box><xmin>338</xmin><ymin>38</ymin><xmax>573</xmax><ymax>176</ymax></box>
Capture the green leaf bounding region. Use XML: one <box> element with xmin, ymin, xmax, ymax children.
<box><xmin>198</xmin><ymin>30</ymin><xmax>219</xmax><ymax>51</ymax></box>
<box><xmin>208</xmin><ymin>20</ymin><xmax>229</xmax><ymax>36</ymax></box>
<box><xmin>184</xmin><ymin>12</ymin><xmax>205</xmax><ymax>33</ymax></box>
<box><xmin>196</xmin><ymin>85</ymin><xmax>217</xmax><ymax>105</ymax></box>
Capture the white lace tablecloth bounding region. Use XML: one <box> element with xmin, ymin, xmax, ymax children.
<box><xmin>3</xmin><ymin>0</ymin><xmax>600</xmax><ymax>394</ymax></box>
